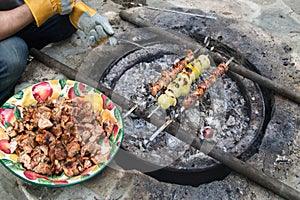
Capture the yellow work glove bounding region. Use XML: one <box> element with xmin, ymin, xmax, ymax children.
<box><xmin>69</xmin><ymin>2</ymin><xmax>114</xmax><ymax>47</ymax></box>
<box><xmin>24</xmin><ymin>0</ymin><xmax>75</xmax><ymax>27</ymax></box>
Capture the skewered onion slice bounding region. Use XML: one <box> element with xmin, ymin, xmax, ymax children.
<box><xmin>158</xmin><ymin>91</ymin><xmax>177</xmax><ymax>110</ymax></box>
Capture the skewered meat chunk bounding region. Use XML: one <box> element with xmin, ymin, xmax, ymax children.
<box><xmin>183</xmin><ymin>62</ymin><xmax>229</xmax><ymax>108</ymax></box>
<box><xmin>157</xmin><ymin>54</ymin><xmax>211</xmax><ymax>109</ymax></box>
<box><xmin>149</xmin><ymin>49</ymin><xmax>194</xmax><ymax>96</ymax></box>
<box><xmin>6</xmin><ymin>97</ymin><xmax>116</xmax><ymax>177</ymax></box>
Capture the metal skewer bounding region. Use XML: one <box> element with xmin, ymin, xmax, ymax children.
<box><xmin>143</xmin><ymin>57</ymin><xmax>234</xmax><ymax>146</ymax></box>
<box><xmin>143</xmin><ymin>106</ymin><xmax>187</xmax><ymax>147</ymax></box>
<box><xmin>204</xmin><ymin>36</ymin><xmax>210</xmax><ymax>47</ymax></box>
<box><xmin>149</xmin><ymin>118</ymin><xmax>173</xmax><ymax>141</ymax></box>
<box><xmin>123</xmin><ymin>104</ymin><xmax>138</xmax><ymax>118</ymax></box>
<box><xmin>122</xmin><ymin>2</ymin><xmax>217</xmax><ymax>20</ymax></box>
<box><xmin>128</xmin><ymin>36</ymin><xmax>216</xmax><ymax>120</ymax></box>
<box><xmin>144</xmin><ymin>6</ymin><xmax>217</xmax><ymax>20</ymax></box>
<box><xmin>143</xmin><ymin>118</ymin><xmax>174</xmax><ymax>147</ymax></box>
<box><xmin>109</xmin><ymin>36</ymin><xmax>148</xmax><ymax>49</ymax></box>
<box><xmin>147</xmin><ymin>37</ymin><xmax>212</xmax><ymax>119</ymax></box>
<box><xmin>147</xmin><ymin>105</ymin><xmax>161</xmax><ymax>118</ymax></box>
<box><xmin>126</xmin><ymin>46</ymin><xmax>203</xmax><ymax>119</ymax></box>
<box><xmin>226</xmin><ymin>57</ymin><xmax>235</xmax><ymax>66</ymax></box>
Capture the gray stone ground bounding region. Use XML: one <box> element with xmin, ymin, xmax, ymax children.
<box><xmin>1</xmin><ymin>0</ymin><xmax>300</xmax><ymax>199</ymax></box>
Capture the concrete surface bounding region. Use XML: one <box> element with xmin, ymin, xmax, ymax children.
<box><xmin>1</xmin><ymin>0</ymin><xmax>299</xmax><ymax>199</ymax></box>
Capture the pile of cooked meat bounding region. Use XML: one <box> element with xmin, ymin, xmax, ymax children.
<box><xmin>6</xmin><ymin>97</ymin><xmax>115</xmax><ymax>177</ymax></box>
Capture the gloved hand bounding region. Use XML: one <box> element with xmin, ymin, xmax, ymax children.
<box><xmin>69</xmin><ymin>2</ymin><xmax>114</xmax><ymax>47</ymax></box>
<box><xmin>24</xmin><ymin>0</ymin><xmax>75</xmax><ymax>27</ymax></box>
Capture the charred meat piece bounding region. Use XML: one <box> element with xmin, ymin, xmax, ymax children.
<box><xmin>103</xmin><ymin>119</ymin><xmax>114</xmax><ymax>137</ymax></box>
<box><xmin>35</xmin><ymin>130</ymin><xmax>55</xmax><ymax>145</ymax></box>
<box><xmin>49</xmin><ymin>142</ymin><xmax>67</xmax><ymax>161</ymax></box>
<box><xmin>66</xmin><ymin>141</ymin><xmax>81</xmax><ymax>157</ymax></box>
<box><xmin>15</xmin><ymin>134</ymin><xmax>35</xmax><ymax>154</ymax></box>
<box><xmin>183</xmin><ymin>62</ymin><xmax>229</xmax><ymax>108</ymax></box>
<box><xmin>38</xmin><ymin>117</ymin><xmax>53</xmax><ymax>130</ymax></box>
<box><xmin>33</xmin><ymin>162</ymin><xmax>53</xmax><ymax>176</ymax></box>
<box><xmin>18</xmin><ymin>153</ymin><xmax>32</xmax><ymax>170</ymax></box>
<box><xmin>63</xmin><ymin>158</ymin><xmax>81</xmax><ymax>177</ymax></box>
<box><xmin>149</xmin><ymin>49</ymin><xmax>194</xmax><ymax>96</ymax></box>
<box><xmin>53</xmin><ymin>159</ymin><xmax>63</xmax><ymax>175</ymax></box>
<box><xmin>50</xmin><ymin>124</ymin><xmax>63</xmax><ymax>138</ymax></box>
<box><xmin>30</xmin><ymin>145</ymin><xmax>49</xmax><ymax>169</ymax></box>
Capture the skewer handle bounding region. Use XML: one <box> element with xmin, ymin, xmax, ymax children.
<box><xmin>143</xmin><ymin>118</ymin><xmax>174</xmax><ymax>147</ymax></box>
<box><xmin>147</xmin><ymin>105</ymin><xmax>160</xmax><ymax>118</ymax></box>
<box><xmin>123</xmin><ymin>104</ymin><xmax>138</xmax><ymax>118</ymax></box>
<box><xmin>149</xmin><ymin>118</ymin><xmax>173</xmax><ymax>141</ymax></box>
<box><xmin>145</xmin><ymin>6</ymin><xmax>217</xmax><ymax>20</ymax></box>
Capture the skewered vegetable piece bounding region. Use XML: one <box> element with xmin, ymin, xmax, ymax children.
<box><xmin>182</xmin><ymin>61</ymin><xmax>229</xmax><ymax>108</ymax></box>
<box><xmin>157</xmin><ymin>55</ymin><xmax>211</xmax><ymax>109</ymax></box>
<box><xmin>149</xmin><ymin>49</ymin><xmax>194</xmax><ymax>96</ymax></box>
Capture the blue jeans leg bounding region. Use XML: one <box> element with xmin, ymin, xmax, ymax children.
<box><xmin>0</xmin><ymin>14</ymin><xmax>76</xmax><ymax>105</ymax></box>
<box><xmin>0</xmin><ymin>36</ymin><xmax>28</xmax><ymax>105</ymax></box>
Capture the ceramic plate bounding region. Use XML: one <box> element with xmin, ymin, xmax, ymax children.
<box><xmin>0</xmin><ymin>80</ymin><xmax>123</xmax><ymax>187</ymax></box>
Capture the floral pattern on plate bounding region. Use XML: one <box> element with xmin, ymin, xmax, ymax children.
<box><xmin>0</xmin><ymin>80</ymin><xmax>123</xmax><ymax>187</ymax></box>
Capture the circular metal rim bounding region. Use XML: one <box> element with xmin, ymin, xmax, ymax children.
<box><xmin>99</xmin><ymin>42</ymin><xmax>274</xmax><ymax>186</ymax></box>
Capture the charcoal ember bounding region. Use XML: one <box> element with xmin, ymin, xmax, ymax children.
<box><xmin>202</xmin><ymin>127</ymin><xmax>214</xmax><ymax>138</ymax></box>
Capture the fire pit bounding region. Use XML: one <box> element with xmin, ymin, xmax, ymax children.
<box><xmin>97</xmin><ymin>40</ymin><xmax>273</xmax><ymax>185</ymax></box>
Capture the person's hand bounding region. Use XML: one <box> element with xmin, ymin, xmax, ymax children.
<box><xmin>24</xmin><ymin>0</ymin><xmax>75</xmax><ymax>27</ymax></box>
<box><xmin>69</xmin><ymin>2</ymin><xmax>114</xmax><ymax>47</ymax></box>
